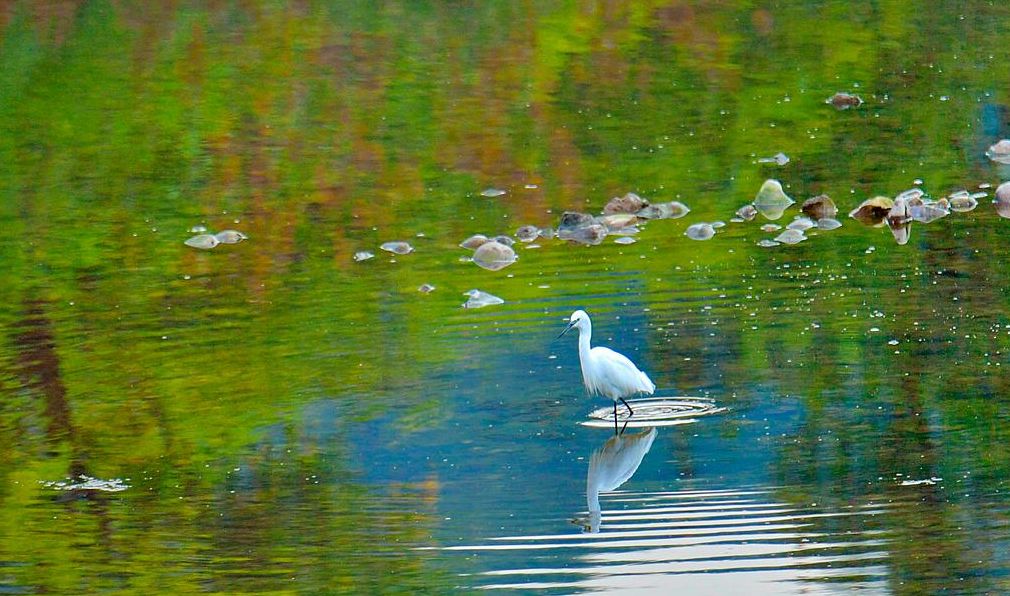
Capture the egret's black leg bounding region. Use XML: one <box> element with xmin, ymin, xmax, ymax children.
<box><xmin>619</xmin><ymin>397</ymin><xmax>634</xmax><ymax>418</ymax></box>
<box><xmin>613</xmin><ymin>401</ymin><xmax>619</xmax><ymax>435</ymax></box>
<box><xmin>620</xmin><ymin>419</ymin><xmax>629</xmax><ymax>436</ymax></box>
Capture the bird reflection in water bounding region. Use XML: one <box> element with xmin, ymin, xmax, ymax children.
<box><xmin>584</xmin><ymin>427</ymin><xmax>658</xmax><ymax>533</ymax></box>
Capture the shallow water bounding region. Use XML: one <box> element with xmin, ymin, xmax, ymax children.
<box><xmin>4</xmin><ymin>2</ymin><xmax>1010</xmax><ymax>594</ymax></box>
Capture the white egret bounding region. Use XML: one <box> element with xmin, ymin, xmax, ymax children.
<box><xmin>557</xmin><ymin>310</ymin><xmax>656</xmax><ymax>433</ymax></box>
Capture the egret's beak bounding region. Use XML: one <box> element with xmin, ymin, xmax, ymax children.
<box><xmin>556</xmin><ymin>319</ymin><xmax>577</xmax><ymax>340</ymax></box>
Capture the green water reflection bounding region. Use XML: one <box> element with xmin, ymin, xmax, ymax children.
<box><xmin>4</xmin><ymin>0</ymin><xmax>1010</xmax><ymax>593</ymax></box>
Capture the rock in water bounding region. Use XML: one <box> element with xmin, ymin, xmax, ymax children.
<box><xmin>816</xmin><ymin>218</ymin><xmax>842</xmax><ymax>230</ymax></box>
<box><xmin>603</xmin><ymin>192</ymin><xmax>648</xmax><ymax>214</ymax></box>
<box><xmin>515</xmin><ymin>226</ymin><xmax>539</xmax><ymax>242</ymax></box>
<box><xmin>636</xmin><ymin>201</ymin><xmax>690</xmax><ymax>220</ymax></box>
<box><xmin>827</xmin><ymin>92</ymin><xmax>863</xmax><ymax>110</ymax></box>
<box><xmin>214</xmin><ymin>230</ymin><xmax>248</xmax><ymax>244</ymax></box>
<box><xmin>787</xmin><ymin>217</ymin><xmax>815</xmax><ymax>232</ymax></box>
<box><xmin>472</xmin><ymin>241</ymin><xmax>517</xmax><ymax>271</ymax></box>
<box><xmin>996</xmin><ymin>181</ymin><xmax>1010</xmax><ymax>218</ymax></box>
<box><xmin>987</xmin><ymin>140</ymin><xmax>1010</xmax><ymax>164</ymax></box>
<box><xmin>735</xmin><ymin>204</ymin><xmax>758</xmax><ymax>221</ymax></box>
<box><xmin>801</xmin><ymin>195</ymin><xmax>837</xmax><ymax>220</ymax></box>
<box><xmin>774</xmin><ymin>229</ymin><xmax>806</xmax><ymax>244</ymax></box>
<box><xmin>598</xmin><ymin>213</ymin><xmax>639</xmax><ymax>230</ymax></box>
<box><xmin>849</xmin><ymin>197</ymin><xmax>894</xmax><ymax>225</ymax></box>
<box><xmin>463</xmin><ymin>289</ymin><xmax>504</xmax><ymax>309</ymax></box>
<box><xmin>685</xmin><ymin>223</ymin><xmax>715</xmax><ymax>241</ymax></box>
<box><xmin>481</xmin><ymin>188</ymin><xmax>506</xmax><ymax>197</ymax></box>
<box><xmin>752</xmin><ymin>179</ymin><xmax>795</xmax><ymax>220</ymax></box>
<box><xmin>460</xmin><ymin>234</ymin><xmax>489</xmax><ymax>249</ymax></box>
<box><xmin>184</xmin><ymin>234</ymin><xmax>219</xmax><ymax>250</ymax></box>
<box><xmin>353</xmin><ymin>251</ymin><xmax>374</xmax><ymax>262</ymax></box>
<box><xmin>380</xmin><ymin>241</ymin><xmax>414</xmax><ymax>255</ymax></box>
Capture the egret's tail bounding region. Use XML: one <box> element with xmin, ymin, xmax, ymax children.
<box><xmin>641</xmin><ymin>371</ymin><xmax>656</xmax><ymax>394</ymax></box>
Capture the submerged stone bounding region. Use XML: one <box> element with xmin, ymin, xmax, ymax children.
<box><xmin>460</xmin><ymin>234</ymin><xmax>489</xmax><ymax>250</ymax></box>
<box><xmin>598</xmin><ymin>213</ymin><xmax>639</xmax><ymax>230</ymax></box>
<box><xmin>481</xmin><ymin>188</ymin><xmax>506</xmax><ymax>197</ymax></box>
<box><xmin>516</xmin><ymin>225</ymin><xmax>540</xmax><ymax>242</ymax></box>
<box><xmin>418</xmin><ymin>284</ymin><xmax>435</xmax><ymax>293</ymax></box>
<box><xmin>774</xmin><ymin>229</ymin><xmax>806</xmax><ymax>244</ymax></box>
<box><xmin>801</xmin><ymin>194</ymin><xmax>837</xmax><ymax>220</ymax></box>
<box><xmin>614</xmin><ymin>236</ymin><xmax>636</xmax><ymax>245</ymax></box>
<box><xmin>760</xmin><ymin>224</ymin><xmax>781</xmax><ymax>232</ymax></box>
<box><xmin>996</xmin><ymin>181</ymin><xmax>1010</xmax><ymax>218</ymax></box>
<box><xmin>986</xmin><ymin>140</ymin><xmax>1010</xmax><ymax>164</ymax></box>
<box><xmin>787</xmin><ymin>217</ymin><xmax>815</xmax><ymax>232</ymax></box>
<box><xmin>189</xmin><ymin>225</ymin><xmax>208</xmax><ymax>233</ymax></box>
<box><xmin>849</xmin><ymin>196</ymin><xmax>894</xmax><ymax>225</ymax></box>
<box><xmin>948</xmin><ymin>196</ymin><xmax>978</xmax><ymax>212</ymax></box>
<box><xmin>889</xmin><ymin>222</ymin><xmax>910</xmax><ymax>246</ymax></box>
<box><xmin>816</xmin><ymin>218</ymin><xmax>842</xmax><ymax>230</ymax></box>
<box><xmin>735</xmin><ymin>204</ymin><xmax>758</xmax><ymax>221</ymax></box>
<box><xmin>184</xmin><ymin>234</ymin><xmax>219</xmax><ymax>250</ymax></box>
<box><xmin>758</xmin><ymin>152</ymin><xmax>790</xmax><ymax>166</ymax></box>
<box><xmin>908</xmin><ymin>201</ymin><xmax>949</xmax><ymax>224</ymax></box>
<box><xmin>636</xmin><ymin>201</ymin><xmax>690</xmax><ymax>220</ymax></box>
<box><xmin>472</xmin><ymin>241</ymin><xmax>517</xmax><ymax>271</ymax></box>
<box><xmin>463</xmin><ymin>289</ymin><xmax>504</xmax><ymax>309</ymax></box>
<box><xmin>214</xmin><ymin>229</ymin><xmax>248</xmax><ymax>244</ymax></box>
<box><xmin>827</xmin><ymin>92</ymin><xmax>863</xmax><ymax>110</ymax></box>
<box><xmin>603</xmin><ymin>192</ymin><xmax>648</xmax><ymax>215</ymax></box>
<box><xmin>685</xmin><ymin>223</ymin><xmax>716</xmax><ymax>241</ymax></box>
<box><xmin>353</xmin><ymin>251</ymin><xmax>375</xmax><ymax>262</ymax></box>
<box><xmin>380</xmin><ymin>241</ymin><xmax>414</xmax><ymax>255</ymax></box>
<box><xmin>559</xmin><ymin>223</ymin><xmax>608</xmax><ymax>245</ymax></box>
<box><xmin>558</xmin><ymin>211</ymin><xmax>597</xmax><ymax>231</ymax></box>
<box><xmin>757</xmin><ymin>239</ymin><xmax>780</xmax><ymax>247</ymax></box>
<box><xmin>752</xmin><ymin>179</ymin><xmax>794</xmax><ymax>220</ymax></box>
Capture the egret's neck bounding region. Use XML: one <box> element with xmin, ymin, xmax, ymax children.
<box><xmin>577</xmin><ymin>324</ymin><xmax>592</xmax><ymax>365</ymax></box>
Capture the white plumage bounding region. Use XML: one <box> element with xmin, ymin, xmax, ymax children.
<box><xmin>558</xmin><ymin>310</ymin><xmax>655</xmax><ymax>432</ymax></box>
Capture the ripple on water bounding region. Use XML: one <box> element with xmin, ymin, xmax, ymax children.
<box><xmin>581</xmin><ymin>396</ymin><xmax>726</xmax><ymax>429</ymax></box>
<box><xmin>442</xmin><ymin>486</ymin><xmax>890</xmax><ymax>593</ymax></box>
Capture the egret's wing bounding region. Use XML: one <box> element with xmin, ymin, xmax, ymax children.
<box><xmin>588</xmin><ymin>346</ymin><xmax>656</xmax><ymax>396</ymax></box>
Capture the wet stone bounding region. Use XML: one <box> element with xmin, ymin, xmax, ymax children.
<box><xmin>481</xmin><ymin>188</ymin><xmax>506</xmax><ymax>197</ymax></box>
<box><xmin>710</xmin><ymin>221</ymin><xmax>726</xmax><ymax>229</ymax></box>
<box><xmin>752</xmin><ymin>179</ymin><xmax>794</xmax><ymax>220</ymax></box>
<box><xmin>189</xmin><ymin>225</ymin><xmax>208</xmax><ymax>233</ymax></box>
<box><xmin>760</xmin><ymin>224</ymin><xmax>781</xmax><ymax>232</ymax></box>
<box><xmin>735</xmin><ymin>204</ymin><xmax>758</xmax><ymax>221</ymax></box>
<box><xmin>908</xmin><ymin>202</ymin><xmax>948</xmax><ymax>224</ymax></box>
<box><xmin>459</xmin><ymin>234</ymin><xmax>489</xmax><ymax>250</ymax></box>
<box><xmin>949</xmin><ymin>196</ymin><xmax>978</xmax><ymax>212</ymax></box>
<box><xmin>472</xmin><ymin>241</ymin><xmax>517</xmax><ymax>271</ymax></box>
<box><xmin>558</xmin><ymin>223</ymin><xmax>608</xmax><ymax>245</ymax></box>
<box><xmin>827</xmin><ymin>92</ymin><xmax>863</xmax><ymax>110</ymax></box>
<box><xmin>816</xmin><ymin>218</ymin><xmax>842</xmax><ymax>230</ymax></box>
<box><xmin>380</xmin><ymin>241</ymin><xmax>414</xmax><ymax>255</ymax></box>
<box><xmin>801</xmin><ymin>194</ymin><xmax>837</xmax><ymax>220</ymax></box>
<box><xmin>636</xmin><ymin>201</ymin><xmax>690</xmax><ymax>220</ymax></box>
<box><xmin>787</xmin><ymin>217</ymin><xmax>815</xmax><ymax>232</ymax></box>
<box><xmin>598</xmin><ymin>213</ymin><xmax>639</xmax><ymax>230</ymax></box>
<box><xmin>996</xmin><ymin>181</ymin><xmax>1010</xmax><ymax>218</ymax></box>
<box><xmin>418</xmin><ymin>284</ymin><xmax>435</xmax><ymax>293</ymax></box>
<box><xmin>774</xmin><ymin>229</ymin><xmax>806</xmax><ymax>245</ymax></box>
<box><xmin>986</xmin><ymin>140</ymin><xmax>1010</xmax><ymax>164</ymax></box>
<box><xmin>184</xmin><ymin>234</ymin><xmax>219</xmax><ymax>250</ymax></box>
<box><xmin>215</xmin><ymin>229</ymin><xmax>248</xmax><ymax>244</ymax></box>
<box><xmin>515</xmin><ymin>225</ymin><xmax>539</xmax><ymax>242</ymax></box>
<box><xmin>614</xmin><ymin>236</ymin><xmax>636</xmax><ymax>245</ymax></box>
<box><xmin>849</xmin><ymin>196</ymin><xmax>894</xmax><ymax>225</ymax></box>
<box><xmin>685</xmin><ymin>223</ymin><xmax>716</xmax><ymax>241</ymax></box>
<box><xmin>558</xmin><ymin>211</ymin><xmax>597</xmax><ymax>231</ymax></box>
<box><xmin>603</xmin><ymin>192</ymin><xmax>648</xmax><ymax>215</ymax></box>
<box><xmin>757</xmin><ymin>239</ymin><xmax>780</xmax><ymax>248</ymax></box>
<box><xmin>353</xmin><ymin>251</ymin><xmax>375</xmax><ymax>262</ymax></box>
<box><xmin>757</xmin><ymin>152</ymin><xmax>790</xmax><ymax>166</ymax></box>
<box><xmin>463</xmin><ymin>289</ymin><xmax>504</xmax><ymax>309</ymax></box>
<box><xmin>493</xmin><ymin>235</ymin><xmax>515</xmax><ymax>247</ymax></box>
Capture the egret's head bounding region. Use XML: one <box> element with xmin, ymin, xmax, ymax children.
<box><xmin>558</xmin><ymin>309</ymin><xmax>590</xmax><ymax>338</ymax></box>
